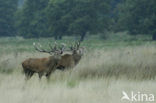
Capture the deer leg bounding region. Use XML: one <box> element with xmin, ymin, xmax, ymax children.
<box><xmin>56</xmin><ymin>65</ymin><xmax>65</xmax><ymax>71</ymax></box>
<box><xmin>46</xmin><ymin>67</ymin><xmax>56</xmax><ymax>80</ymax></box>
<box><xmin>24</xmin><ymin>69</ymin><xmax>34</xmax><ymax>80</ymax></box>
<box><xmin>45</xmin><ymin>62</ymin><xmax>59</xmax><ymax>80</ymax></box>
<box><xmin>38</xmin><ymin>73</ymin><xmax>43</xmax><ymax>79</ymax></box>
<box><xmin>46</xmin><ymin>72</ymin><xmax>52</xmax><ymax>80</ymax></box>
<box><xmin>28</xmin><ymin>71</ymin><xmax>34</xmax><ymax>78</ymax></box>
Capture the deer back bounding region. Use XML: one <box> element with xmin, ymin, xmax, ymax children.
<box><xmin>22</xmin><ymin>57</ymin><xmax>50</xmax><ymax>72</ymax></box>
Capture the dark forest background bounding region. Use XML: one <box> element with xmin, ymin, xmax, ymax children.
<box><xmin>0</xmin><ymin>0</ymin><xmax>156</xmax><ymax>41</ymax></box>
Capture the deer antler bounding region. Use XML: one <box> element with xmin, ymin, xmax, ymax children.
<box><xmin>57</xmin><ymin>43</ymin><xmax>66</xmax><ymax>54</ymax></box>
<box><xmin>33</xmin><ymin>42</ymin><xmax>66</xmax><ymax>55</ymax></box>
<box><xmin>33</xmin><ymin>42</ymin><xmax>53</xmax><ymax>53</ymax></box>
<box><xmin>76</xmin><ymin>41</ymin><xmax>80</xmax><ymax>50</ymax></box>
<box><xmin>70</xmin><ymin>41</ymin><xmax>81</xmax><ymax>50</ymax></box>
<box><xmin>49</xmin><ymin>42</ymin><xmax>58</xmax><ymax>52</ymax></box>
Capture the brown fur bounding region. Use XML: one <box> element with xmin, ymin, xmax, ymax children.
<box><xmin>22</xmin><ymin>55</ymin><xmax>61</xmax><ymax>80</ymax></box>
<box><xmin>56</xmin><ymin>50</ymin><xmax>82</xmax><ymax>70</ymax></box>
<box><xmin>22</xmin><ymin>42</ymin><xmax>84</xmax><ymax>80</ymax></box>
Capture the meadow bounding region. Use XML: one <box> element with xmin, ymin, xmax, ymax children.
<box><xmin>0</xmin><ymin>33</ymin><xmax>156</xmax><ymax>103</ymax></box>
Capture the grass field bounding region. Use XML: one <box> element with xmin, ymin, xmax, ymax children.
<box><xmin>0</xmin><ymin>34</ymin><xmax>156</xmax><ymax>103</ymax></box>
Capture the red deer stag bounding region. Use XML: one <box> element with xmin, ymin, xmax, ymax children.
<box><xmin>56</xmin><ymin>41</ymin><xmax>84</xmax><ymax>70</ymax></box>
<box><xmin>22</xmin><ymin>42</ymin><xmax>65</xmax><ymax>80</ymax></box>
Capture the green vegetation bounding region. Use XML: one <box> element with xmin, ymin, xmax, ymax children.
<box><xmin>0</xmin><ymin>0</ymin><xmax>18</xmax><ymax>36</ymax></box>
<box><xmin>0</xmin><ymin>35</ymin><xmax>156</xmax><ymax>79</ymax></box>
<box><xmin>0</xmin><ymin>0</ymin><xmax>156</xmax><ymax>102</ymax></box>
<box><xmin>0</xmin><ymin>33</ymin><xmax>155</xmax><ymax>54</ymax></box>
<box><xmin>0</xmin><ymin>36</ymin><xmax>156</xmax><ymax>103</ymax></box>
<box><xmin>46</xmin><ymin>0</ymin><xmax>111</xmax><ymax>40</ymax></box>
<box><xmin>0</xmin><ymin>0</ymin><xmax>156</xmax><ymax>40</ymax></box>
<box><xmin>15</xmin><ymin>0</ymin><xmax>49</xmax><ymax>38</ymax></box>
<box><xmin>115</xmin><ymin>0</ymin><xmax>156</xmax><ymax>40</ymax></box>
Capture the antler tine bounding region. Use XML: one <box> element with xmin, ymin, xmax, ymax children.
<box><xmin>50</xmin><ymin>42</ymin><xmax>66</xmax><ymax>55</ymax></box>
<box><xmin>60</xmin><ymin>43</ymin><xmax>66</xmax><ymax>53</ymax></box>
<box><xmin>53</xmin><ymin>42</ymin><xmax>58</xmax><ymax>51</ymax></box>
<box><xmin>48</xmin><ymin>41</ymin><xmax>59</xmax><ymax>52</ymax></box>
<box><xmin>71</xmin><ymin>41</ymin><xmax>76</xmax><ymax>50</ymax></box>
<box><xmin>33</xmin><ymin>42</ymin><xmax>51</xmax><ymax>53</ymax></box>
<box><xmin>37</xmin><ymin>43</ymin><xmax>49</xmax><ymax>52</ymax></box>
<box><xmin>56</xmin><ymin>43</ymin><xmax>64</xmax><ymax>54</ymax></box>
<box><xmin>73</xmin><ymin>41</ymin><xmax>80</xmax><ymax>50</ymax></box>
<box><xmin>70</xmin><ymin>43</ymin><xmax>75</xmax><ymax>50</ymax></box>
<box><xmin>76</xmin><ymin>41</ymin><xmax>80</xmax><ymax>49</ymax></box>
<box><xmin>74</xmin><ymin>41</ymin><xmax>77</xmax><ymax>48</ymax></box>
<box><xmin>49</xmin><ymin>43</ymin><xmax>53</xmax><ymax>50</ymax></box>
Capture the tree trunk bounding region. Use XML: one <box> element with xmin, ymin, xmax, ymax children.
<box><xmin>58</xmin><ymin>35</ymin><xmax>62</xmax><ymax>40</ymax></box>
<box><xmin>152</xmin><ymin>34</ymin><xmax>156</xmax><ymax>40</ymax></box>
<box><xmin>54</xmin><ymin>35</ymin><xmax>57</xmax><ymax>40</ymax></box>
<box><xmin>54</xmin><ymin>35</ymin><xmax>62</xmax><ymax>40</ymax></box>
<box><xmin>80</xmin><ymin>32</ymin><xmax>86</xmax><ymax>41</ymax></box>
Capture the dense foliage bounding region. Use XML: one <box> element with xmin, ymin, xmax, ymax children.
<box><xmin>0</xmin><ymin>0</ymin><xmax>156</xmax><ymax>40</ymax></box>
<box><xmin>115</xmin><ymin>0</ymin><xmax>156</xmax><ymax>39</ymax></box>
<box><xmin>46</xmin><ymin>0</ymin><xmax>111</xmax><ymax>40</ymax></box>
<box><xmin>15</xmin><ymin>0</ymin><xmax>49</xmax><ymax>38</ymax></box>
<box><xmin>0</xmin><ymin>0</ymin><xmax>18</xmax><ymax>36</ymax></box>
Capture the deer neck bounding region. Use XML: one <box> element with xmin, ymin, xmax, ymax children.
<box><xmin>72</xmin><ymin>54</ymin><xmax>81</xmax><ymax>65</ymax></box>
<box><xmin>48</xmin><ymin>56</ymin><xmax>59</xmax><ymax>65</ymax></box>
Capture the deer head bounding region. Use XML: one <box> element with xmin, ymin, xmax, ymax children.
<box><xmin>70</xmin><ymin>41</ymin><xmax>84</xmax><ymax>57</ymax></box>
<box><xmin>56</xmin><ymin>41</ymin><xmax>85</xmax><ymax>70</ymax></box>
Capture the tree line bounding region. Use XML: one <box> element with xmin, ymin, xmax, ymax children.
<box><xmin>0</xmin><ymin>0</ymin><xmax>156</xmax><ymax>40</ymax></box>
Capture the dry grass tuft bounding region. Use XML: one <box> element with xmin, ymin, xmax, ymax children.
<box><xmin>0</xmin><ymin>73</ymin><xmax>155</xmax><ymax>103</ymax></box>
<box><xmin>0</xmin><ymin>45</ymin><xmax>156</xmax><ymax>80</ymax></box>
<box><xmin>72</xmin><ymin>45</ymin><xmax>156</xmax><ymax>80</ymax></box>
<box><xmin>0</xmin><ymin>41</ymin><xmax>156</xmax><ymax>103</ymax></box>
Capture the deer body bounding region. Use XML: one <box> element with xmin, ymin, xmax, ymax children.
<box><xmin>56</xmin><ymin>50</ymin><xmax>82</xmax><ymax>70</ymax></box>
<box><xmin>57</xmin><ymin>54</ymin><xmax>75</xmax><ymax>69</ymax></box>
<box><xmin>21</xmin><ymin>42</ymin><xmax>64</xmax><ymax>80</ymax></box>
<box><xmin>21</xmin><ymin>41</ymin><xmax>84</xmax><ymax>80</ymax></box>
<box><xmin>22</xmin><ymin>55</ymin><xmax>60</xmax><ymax>79</ymax></box>
<box><xmin>22</xmin><ymin>58</ymin><xmax>50</xmax><ymax>72</ymax></box>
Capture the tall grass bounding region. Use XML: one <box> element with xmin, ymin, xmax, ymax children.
<box><xmin>0</xmin><ymin>73</ymin><xmax>155</xmax><ymax>103</ymax></box>
<box><xmin>0</xmin><ymin>42</ymin><xmax>156</xmax><ymax>80</ymax></box>
<box><xmin>73</xmin><ymin>46</ymin><xmax>156</xmax><ymax>80</ymax></box>
<box><xmin>0</xmin><ymin>36</ymin><xmax>156</xmax><ymax>103</ymax></box>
